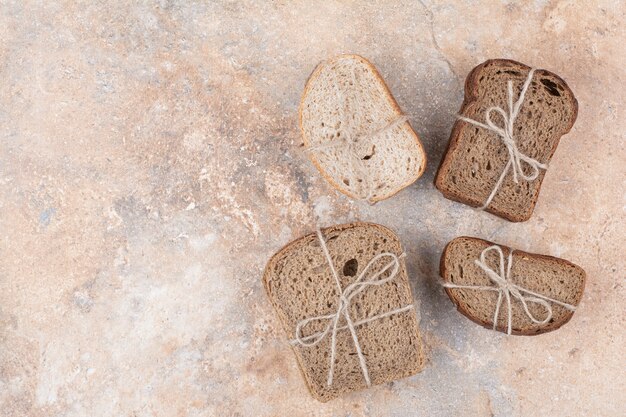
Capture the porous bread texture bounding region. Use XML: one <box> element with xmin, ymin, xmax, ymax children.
<box><xmin>435</xmin><ymin>59</ymin><xmax>578</xmax><ymax>222</ymax></box>
<box><xmin>263</xmin><ymin>222</ymin><xmax>424</xmax><ymax>402</ymax></box>
<box><xmin>440</xmin><ymin>236</ymin><xmax>585</xmax><ymax>336</ymax></box>
<box><xmin>300</xmin><ymin>54</ymin><xmax>426</xmax><ymax>202</ymax></box>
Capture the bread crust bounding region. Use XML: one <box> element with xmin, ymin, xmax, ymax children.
<box><xmin>439</xmin><ymin>236</ymin><xmax>586</xmax><ymax>335</ymax></box>
<box><xmin>434</xmin><ymin>59</ymin><xmax>579</xmax><ymax>222</ymax></box>
<box><xmin>263</xmin><ymin>222</ymin><xmax>424</xmax><ymax>401</ymax></box>
<box><xmin>299</xmin><ymin>54</ymin><xmax>427</xmax><ymax>203</ymax></box>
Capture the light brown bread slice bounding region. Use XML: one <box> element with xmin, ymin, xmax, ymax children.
<box><xmin>435</xmin><ymin>59</ymin><xmax>578</xmax><ymax>222</ymax></box>
<box><xmin>299</xmin><ymin>55</ymin><xmax>426</xmax><ymax>203</ymax></box>
<box><xmin>440</xmin><ymin>236</ymin><xmax>585</xmax><ymax>335</ymax></box>
<box><xmin>263</xmin><ymin>222</ymin><xmax>424</xmax><ymax>402</ymax></box>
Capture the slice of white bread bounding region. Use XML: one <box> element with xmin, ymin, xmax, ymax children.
<box><xmin>435</xmin><ymin>59</ymin><xmax>578</xmax><ymax>222</ymax></box>
<box><xmin>299</xmin><ymin>55</ymin><xmax>426</xmax><ymax>203</ymax></box>
<box><xmin>263</xmin><ymin>222</ymin><xmax>424</xmax><ymax>402</ymax></box>
<box><xmin>440</xmin><ymin>236</ymin><xmax>585</xmax><ymax>335</ymax></box>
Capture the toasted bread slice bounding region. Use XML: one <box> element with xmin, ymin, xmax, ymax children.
<box><xmin>435</xmin><ymin>59</ymin><xmax>578</xmax><ymax>221</ymax></box>
<box><xmin>440</xmin><ymin>236</ymin><xmax>585</xmax><ymax>335</ymax></box>
<box><xmin>300</xmin><ymin>55</ymin><xmax>426</xmax><ymax>203</ymax></box>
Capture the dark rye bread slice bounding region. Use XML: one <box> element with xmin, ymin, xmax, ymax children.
<box><xmin>435</xmin><ymin>59</ymin><xmax>578</xmax><ymax>222</ymax></box>
<box><xmin>263</xmin><ymin>222</ymin><xmax>424</xmax><ymax>402</ymax></box>
<box><xmin>300</xmin><ymin>54</ymin><xmax>427</xmax><ymax>202</ymax></box>
<box><xmin>440</xmin><ymin>237</ymin><xmax>585</xmax><ymax>335</ymax></box>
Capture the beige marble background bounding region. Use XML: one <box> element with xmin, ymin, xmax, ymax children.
<box><xmin>0</xmin><ymin>1</ymin><xmax>624</xmax><ymax>416</ymax></box>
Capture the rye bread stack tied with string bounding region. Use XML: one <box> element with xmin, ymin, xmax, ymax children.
<box><xmin>263</xmin><ymin>222</ymin><xmax>424</xmax><ymax>402</ymax></box>
<box><xmin>435</xmin><ymin>59</ymin><xmax>578</xmax><ymax>221</ymax></box>
<box><xmin>440</xmin><ymin>236</ymin><xmax>585</xmax><ymax>335</ymax></box>
<box><xmin>300</xmin><ymin>54</ymin><xmax>427</xmax><ymax>203</ymax></box>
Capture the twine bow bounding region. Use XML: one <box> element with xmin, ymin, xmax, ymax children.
<box><xmin>458</xmin><ymin>69</ymin><xmax>548</xmax><ymax>210</ymax></box>
<box><xmin>307</xmin><ymin>64</ymin><xmax>408</xmax><ymax>204</ymax></box>
<box><xmin>443</xmin><ymin>245</ymin><xmax>577</xmax><ymax>335</ymax></box>
<box><xmin>291</xmin><ymin>228</ymin><xmax>413</xmax><ymax>387</ymax></box>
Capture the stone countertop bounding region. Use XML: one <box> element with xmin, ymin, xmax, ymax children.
<box><xmin>1</xmin><ymin>1</ymin><xmax>624</xmax><ymax>416</ymax></box>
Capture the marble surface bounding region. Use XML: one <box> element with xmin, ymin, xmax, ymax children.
<box><xmin>1</xmin><ymin>1</ymin><xmax>624</xmax><ymax>416</ymax></box>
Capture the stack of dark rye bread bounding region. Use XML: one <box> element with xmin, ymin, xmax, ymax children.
<box><xmin>263</xmin><ymin>55</ymin><xmax>586</xmax><ymax>402</ymax></box>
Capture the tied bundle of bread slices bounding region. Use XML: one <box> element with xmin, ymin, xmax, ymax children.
<box><xmin>435</xmin><ymin>59</ymin><xmax>578</xmax><ymax>221</ymax></box>
<box><xmin>263</xmin><ymin>55</ymin><xmax>585</xmax><ymax>401</ymax></box>
<box><xmin>300</xmin><ymin>55</ymin><xmax>427</xmax><ymax>203</ymax></box>
<box><xmin>264</xmin><ymin>223</ymin><xmax>424</xmax><ymax>401</ymax></box>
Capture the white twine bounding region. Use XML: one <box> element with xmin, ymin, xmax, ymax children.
<box><xmin>307</xmin><ymin>65</ymin><xmax>408</xmax><ymax>204</ymax></box>
<box><xmin>458</xmin><ymin>69</ymin><xmax>548</xmax><ymax>210</ymax></box>
<box><xmin>443</xmin><ymin>245</ymin><xmax>577</xmax><ymax>335</ymax></box>
<box><xmin>290</xmin><ymin>227</ymin><xmax>413</xmax><ymax>387</ymax></box>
